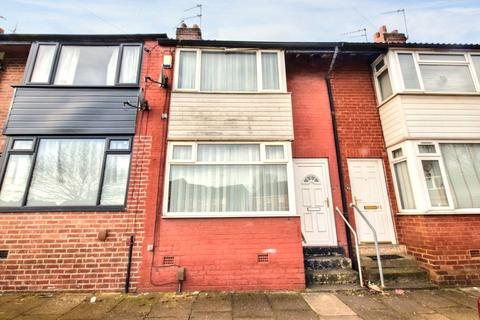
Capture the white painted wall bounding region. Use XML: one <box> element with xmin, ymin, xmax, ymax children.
<box><xmin>168</xmin><ymin>92</ymin><xmax>294</xmax><ymax>141</ymax></box>
<box><xmin>379</xmin><ymin>94</ymin><xmax>480</xmax><ymax>147</ymax></box>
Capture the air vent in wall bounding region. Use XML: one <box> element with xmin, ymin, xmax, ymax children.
<box><xmin>257</xmin><ymin>254</ymin><xmax>269</xmax><ymax>263</ymax></box>
<box><xmin>469</xmin><ymin>249</ymin><xmax>480</xmax><ymax>258</ymax></box>
<box><xmin>0</xmin><ymin>250</ymin><xmax>8</xmax><ymax>259</ymax></box>
<box><xmin>163</xmin><ymin>256</ymin><xmax>175</xmax><ymax>265</ymax></box>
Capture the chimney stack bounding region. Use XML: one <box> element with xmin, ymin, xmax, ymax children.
<box><xmin>176</xmin><ymin>23</ymin><xmax>202</xmax><ymax>40</ymax></box>
<box><xmin>0</xmin><ymin>28</ymin><xmax>4</xmax><ymax>34</ymax></box>
<box><xmin>373</xmin><ymin>25</ymin><xmax>407</xmax><ymax>44</ymax></box>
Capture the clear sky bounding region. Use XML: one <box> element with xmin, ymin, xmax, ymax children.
<box><xmin>1</xmin><ymin>0</ymin><xmax>480</xmax><ymax>43</ymax></box>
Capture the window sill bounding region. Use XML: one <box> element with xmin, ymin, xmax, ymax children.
<box><xmin>12</xmin><ymin>84</ymin><xmax>140</xmax><ymax>89</ymax></box>
<box><xmin>397</xmin><ymin>209</ymin><xmax>480</xmax><ymax>216</ymax></box>
<box><xmin>377</xmin><ymin>91</ymin><xmax>480</xmax><ymax>108</ymax></box>
<box><xmin>0</xmin><ymin>206</ymin><xmax>126</xmax><ymax>213</ymax></box>
<box><xmin>162</xmin><ymin>212</ymin><xmax>298</xmax><ymax>219</ymax></box>
<box><xmin>172</xmin><ymin>90</ymin><xmax>289</xmax><ymax>95</ymax></box>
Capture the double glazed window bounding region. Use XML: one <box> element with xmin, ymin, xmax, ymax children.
<box><xmin>397</xmin><ymin>52</ymin><xmax>480</xmax><ymax>93</ymax></box>
<box><xmin>391</xmin><ymin>142</ymin><xmax>480</xmax><ymax>212</ymax></box>
<box><xmin>0</xmin><ymin>137</ymin><xmax>132</xmax><ymax>209</ymax></box>
<box><xmin>176</xmin><ymin>49</ymin><xmax>283</xmax><ymax>92</ymax></box>
<box><xmin>165</xmin><ymin>142</ymin><xmax>292</xmax><ymax>216</ymax></box>
<box><xmin>28</xmin><ymin>43</ymin><xmax>142</xmax><ymax>86</ymax></box>
<box><xmin>373</xmin><ymin>58</ymin><xmax>393</xmax><ymax>102</ymax></box>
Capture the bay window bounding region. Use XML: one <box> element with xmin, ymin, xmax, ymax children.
<box><xmin>395</xmin><ymin>51</ymin><xmax>480</xmax><ymax>93</ymax></box>
<box><xmin>174</xmin><ymin>49</ymin><xmax>284</xmax><ymax>92</ymax></box>
<box><xmin>373</xmin><ymin>57</ymin><xmax>393</xmax><ymax>102</ymax></box>
<box><xmin>390</xmin><ymin>141</ymin><xmax>480</xmax><ymax>213</ymax></box>
<box><xmin>165</xmin><ymin>142</ymin><xmax>293</xmax><ymax>217</ymax></box>
<box><xmin>0</xmin><ymin>137</ymin><xmax>132</xmax><ymax>210</ymax></box>
<box><xmin>27</xmin><ymin>43</ymin><xmax>142</xmax><ymax>86</ymax></box>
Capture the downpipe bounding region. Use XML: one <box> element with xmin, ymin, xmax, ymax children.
<box><xmin>125</xmin><ymin>235</ymin><xmax>135</xmax><ymax>293</ymax></box>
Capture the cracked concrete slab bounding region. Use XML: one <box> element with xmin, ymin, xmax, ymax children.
<box><xmin>267</xmin><ymin>292</ymin><xmax>311</xmax><ymax>311</ymax></box>
<box><xmin>192</xmin><ymin>293</ymin><xmax>232</xmax><ymax>313</ymax></box>
<box><xmin>232</xmin><ymin>293</ymin><xmax>273</xmax><ymax>318</ymax></box>
<box><xmin>302</xmin><ymin>292</ymin><xmax>357</xmax><ymax>317</ymax></box>
<box><xmin>25</xmin><ymin>294</ymin><xmax>89</xmax><ymax>316</ymax></box>
<box><xmin>58</xmin><ymin>293</ymin><xmax>124</xmax><ymax>320</ymax></box>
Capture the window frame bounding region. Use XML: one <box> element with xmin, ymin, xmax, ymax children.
<box><xmin>173</xmin><ymin>48</ymin><xmax>287</xmax><ymax>93</ymax></box>
<box><xmin>372</xmin><ymin>55</ymin><xmax>394</xmax><ymax>103</ymax></box>
<box><xmin>163</xmin><ymin>141</ymin><xmax>296</xmax><ymax>218</ymax></box>
<box><xmin>393</xmin><ymin>50</ymin><xmax>480</xmax><ymax>94</ymax></box>
<box><xmin>388</xmin><ymin>144</ymin><xmax>417</xmax><ymax>212</ymax></box>
<box><xmin>24</xmin><ymin>42</ymin><xmax>143</xmax><ymax>87</ymax></box>
<box><xmin>0</xmin><ymin>135</ymin><xmax>133</xmax><ymax>212</ymax></box>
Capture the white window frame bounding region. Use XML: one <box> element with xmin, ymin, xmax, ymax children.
<box><xmin>389</xmin><ymin>140</ymin><xmax>480</xmax><ymax>215</ymax></box>
<box><xmin>372</xmin><ymin>55</ymin><xmax>394</xmax><ymax>104</ymax></box>
<box><xmin>388</xmin><ymin>143</ymin><xmax>417</xmax><ymax>213</ymax></box>
<box><xmin>162</xmin><ymin>141</ymin><xmax>296</xmax><ymax>218</ymax></box>
<box><xmin>173</xmin><ymin>48</ymin><xmax>287</xmax><ymax>93</ymax></box>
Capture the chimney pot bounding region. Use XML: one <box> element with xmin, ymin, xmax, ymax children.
<box><xmin>373</xmin><ymin>25</ymin><xmax>407</xmax><ymax>44</ymax></box>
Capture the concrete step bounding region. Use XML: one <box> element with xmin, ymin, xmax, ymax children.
<box><xmin>360</xmin><ymin>254</ymin><xmax>418</xmax><ymax>269</ymax></box>
<box><xmin>364</xmin><ymin>266</ymin><xmax>429</xmax><ymax>284</ymax></box>
<box><xmin>303</xmin><ymin>246</ymin><xmax>344</xmax><ymax>256</ymax></box>
<box><xmin>305</xmin><ymin>255</ymin><xmax>352</xmax><ymax>271</ymax></box>
<box><xmin>358</xmin><ymin>244</ymin><xmax>407</xmax><ymax>256</ymax></box>
<box><xmin>306</xmin><ymin>268</ymin><xmax>359</xmax><ymax>286</ymax></box>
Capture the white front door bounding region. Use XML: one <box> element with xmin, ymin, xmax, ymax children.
<box><xmin>294</xmin><ymin>159</ymin><xmax>337</xmax><ymax>246</ymax></box>
<box><xmin>347</xmin><ymin>159</ymin><xmax>396</xmax><ymax>243</ymax></box>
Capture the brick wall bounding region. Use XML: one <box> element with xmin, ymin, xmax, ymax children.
<box><xmin>0</xmin><ymin>49</ymin><xmax>28</xmax><ymax>151</ymax></box>
<box><xmin>329</xmin><ymin>55</ymin><xmax>399</xmax><ymax>233</ymax></box>
<box><xmin>286</xmin><ymin>55</ymin><xmax>348</xmax><ymax>253</ymax></box>
<box><xmin>0</xmin><ymin>41</ymin><xmax>162</xmax><ymax>292</ymax></box>
<box><xmin>137</xmin><ymin>48</ymin><xmax>305</xmax><ymax>292</ymax></box>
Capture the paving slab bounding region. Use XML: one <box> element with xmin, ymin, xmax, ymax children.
<box><xmin>104</xmin><ymin>294</ymin><xmax>156</xmax><ymax>319</ymax></box>
<box><xmin>267</xmin><ymin>292</ymin><xmax>311</xmax><ymax>311</ymax></box>
<box><xmin>147</xmin><ymin>294</ymin><xmax>194</xmax><ymax>319</ymax></box>
<box><xmin>415</xmin><ymin>314</ymin><xmax>451</xmax><ymax>320</ymax></box>
<box><xmin>192</xmin><ymin>293</ymin><xmax>232</xmax><ymax>313</ymax></box>
<box><xmin>25</xmin><ymin>293</ymin><xmax>89</xmax><ymax>316</ymax></box>
<box><xmin>232</xmin><ymin>293</ymin><xmax>273</xmax><ymax>318</ymax></box>
<box><xmin>189</xmin><ymin>311</ymin><xmax>232</xmax><ymax>320</ymax></box>
<box><xmin>272</xmin><ymin>309</ymin><xmax>318</xmax><ymax>320</ymax></box>
<box><xmin>9</xmin><ymin>315</ymin><xmax>60</xmax><ymax>320</ymax></box>
<box><xmin>0</xmin><ymin>295</ymin><xmax>48</xmax><ymax>320</ymax></box>
<box><xmin>320</xmin><ymin>316</ymin><xmax>362</xmax><ymax>320</ymax></box>
<box><xmin>407</xmin><ymin>290</ymin><xmax>459</xmax><ymax>309</ymax></box>
<box><xmin>0</xmin><ymin>294</ymin><xmax>24</xmax><ymax>308</ymax></box>
<box><xmin>435</xmin><ymin>289</ymin><xmax>479</xmax><ymax>309</ymax></box>
<box><xmin>58</xmin><ymin>293</ymin><xmax>124</xmax><ymax>320</ymax></box>
<box><xmin>334</xmin><ymin>292</ymin><xmax>387</xmax><ymax>313</ymax></box>
<box><xmin>434</xmin><ymin>307</ymin><xmax>479</xmax><ymax>320</ymax></box>
<box><xmin>380</xmin><ymin>295</ymin><xmax>436</xmax><ymax>316</ymax></box>
<box><xmin>302</xmin><ymin>292</ymin><xmax>356</xmax><ymax>317</ymax></box>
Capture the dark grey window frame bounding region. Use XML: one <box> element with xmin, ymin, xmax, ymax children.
<box><xmin>23</xmin><ymin>42</ymin><xmax>143</xmax><ymax>87</ymax></box>
<box><xmin>0</xmin><ymin>135</ymin><xmax>133</xmax><ymax>212</ymax></box>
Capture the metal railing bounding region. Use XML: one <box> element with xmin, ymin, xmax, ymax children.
<box><xmin>350</xmin><ymin>203</ymin><xmax>385</xmax><ymax>288</ymax></box>
<box><xmin>335</xmin><ymin>207</ymin><xmax>364</xmax><ymax>287</ymax></box>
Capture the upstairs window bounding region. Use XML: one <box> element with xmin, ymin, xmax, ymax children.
<box><xmin>396</xmin><ymin>52</ymin><xmax>479</xmax><ymax>93</ymax></box>
<box><xmin>373</xmin><ymin>57</ymin><xmax>393</xmax><ymax>102</ymax></box>
<box><xmin>27</xmin><ymin>43</ymin><xmax>142</xmax><ymax>86</ymax></box>
<box><xmin>175</xmin><ymin>49</ymin><xmax>284</xmax><ymax>92</ymax></box>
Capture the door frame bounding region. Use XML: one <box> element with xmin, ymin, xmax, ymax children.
<box><xmin>293</xmin><ymin>158</ymin><xmax>337</xmax><ymax>247</ymax></box>
<box><xmin>347</xmin><ymin>158</ymin><xmax>397</xmax><ymax>244</ymax></box>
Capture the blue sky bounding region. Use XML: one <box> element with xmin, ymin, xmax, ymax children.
<box><xmin>1</xmin><ymin>0</ymin><xmax>480</xmax><ymax>43</ymax></box>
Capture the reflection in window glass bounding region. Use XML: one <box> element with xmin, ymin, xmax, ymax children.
<box><xmin>398</xmin><ymin>53</ymin><xmax>420</xmax><ymax>90</ymax></box>
<box><xmin>197</xmin><ymin>144</ymin><xmax>260</xmax><ymax>162</ymax></box>
<box><xmin>172</xmin><ymin>145</ymin><xmax>192</xmax><ymax>160</ymax></box>
<box><xmin>27</xmin><ymin>139</ymin><xmax>105</xmax><ymax>206</ymax></box>
<box><xmin>393</xmin><ymin>161</ymin><xmax>415</xmax><ymax>209</ymax></box>
<box><xmin>262</xmin><ymin>53</ymin><xmax>280</xmax><ymax>90</ymax></box>
<box><xmin>418</xmin><ymin>144</ymin><xmax>436</xmax><ymax>154</ymax></box>
<box><xmin>54</xmin><ymin>46</ymin><xmax>119</xmax><ymax>85</ymax></box>
<box><xmin>30</xmin><ymin>45</ymin><xmax>56</xmax><ymax>83</ymax></box>
<box><xmin>178</xmin><ymin>51</ymin><xmax>197</xmax><ymax>89</ymax></box>
<box><xmin>421</xmin><ymin>160</ymin><xmax>449</xmax><ymax>207</ymax></box>
<box><xmin>119</xmin><ymin>46</ymin><xmax>141</xmax><ymax>84</ymax></box>
<box><xmin>100</xmin><ymin>154</ymin><xmax>130</xmax><ymax>205</ymax></box>
<box><xmin>378</xmin><ymin>69</ymin><xmax>393</xmax><ymax>101</ymax></box>
<box><xmin>419</xmin><ymin>65</ymin><xmax>475</xmax><ymax>92</ymax></box>
<box><xmin>265</xmin><ymin>145</ymin><xmax>284</xmax><ymax>160</ymax></box>
<box><xmin>109</xmin><ymin>139</ymin><xmax>130</xmax><ymax>150</ymax></box>
<box><xmin>0</xmin><ymin>155</ymin><xmax>33</xmax><ymax>206</ymax></box>
<box><xmin>12</xmin><ymin>140</ymin><xmax>34</xmax><ymax>150</ymax></box>
<box><xmin>419</xmin><ymin>54</ymin><xmax>465</xmax><ymax>61</ymax></box>
<box><xmin>472</xmin><ymin>55</ymin><xmax>480</xmax><ymax>83</ymax></box>
<box><xmin>392</xmin><ymin>148</ymin><xmax>403</xmax><ymax>159</ymax></box>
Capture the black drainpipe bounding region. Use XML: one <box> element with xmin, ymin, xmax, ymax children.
<box><xmin>325</xmin><ymin>44</ymin><xmax>355</xmax><ymax>264</ymax></box>
<box><xmin>125</xmin><ymin>235</ymin><xmax>135</xmax><ymax>293</ymax></box>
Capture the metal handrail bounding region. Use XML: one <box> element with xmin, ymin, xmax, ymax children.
<box><xmin>350</xmin><ymin>203</ymin><xmax>385</xmax><ymax>288</ymax></box>
<box><xmin>335</xmin><ymin>207</ymin><xmax>364</xmax><ymax>287</ymax></box>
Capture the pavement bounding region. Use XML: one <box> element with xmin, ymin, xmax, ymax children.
<box><xmin>0</xmin><ymin>288</ymin><xmax>479</xmax><ymax>320</ymax></box>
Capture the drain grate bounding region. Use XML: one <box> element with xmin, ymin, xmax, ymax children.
<box><xmin>367</xmin><ymin>254</ymin><xmax>403</xmax><ymax>261</ymax></box>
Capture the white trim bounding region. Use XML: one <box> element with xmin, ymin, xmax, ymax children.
<box><xmin>173</xmin><ymin>48</ymin><xmax>287</xmax><ymax>93</ymax></box>
<box><xmin>163</xmin><ymin>141</ymin><xmax>296</xmax><ymax>218</ymax></box>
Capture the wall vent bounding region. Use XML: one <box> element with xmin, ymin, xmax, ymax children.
<box><xmin>469</xmin><ymin>249</ymin><xmax>480</xmax><ymax>258</ymax></box>
<box><xmin>0</xmin><ymin>250</ymin><xmax>8</xmax><ymax>259</ymax></box>
<box><xmin>163</xmin><ymin>256</ymin><xmax>175</xmax><ymax>265</ymax></box>
<box><xmin>257</xmin><ymin>254</ymin><xmax>269</xmax><ymax>263</ymax></box>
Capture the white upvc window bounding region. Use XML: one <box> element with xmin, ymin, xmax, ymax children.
<box><xmin>173</xmin><ymin>48</ymin><xmax>286</xmax><ymax>93</ymax></box>
<box><xmin>372</xmin><ymin>55</ymin><xmax>394</xmax><ymax>103</ymax></box>
<box><xmin>389</xmin><ymin>140</ymin><xmax>480</xmax><ymax>214</ymax></box>
<box><xmin>163</xmin><ymin>142</ymin><xmax>295</xmax><ymax>217</ymax></box>
<box><xmin>390</xmin><ymin>145</ymin><xmax>416</xmax><ymax>210</ymax></box>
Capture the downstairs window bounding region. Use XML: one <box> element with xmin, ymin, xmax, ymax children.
<box><xmin>0</xmin><ymin>137</ymin><xmax>132</xmax><ymax>210</ymax></box>
<box><xmin>165</xmin><ymin>142</ymin><xmax>293</xmax><ymax>216</ymax></box>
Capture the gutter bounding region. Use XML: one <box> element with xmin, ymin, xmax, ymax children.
<box><xmin>324</xmin><ymin>44</ymin><xmax>355</xmax><ymax>261</ymax></box>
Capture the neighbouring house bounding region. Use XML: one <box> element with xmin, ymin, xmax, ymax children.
<box><xmin>0</xmin><ymin>24</ymin><xmax>479</xmax><ymax>293</ymax></box>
